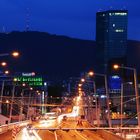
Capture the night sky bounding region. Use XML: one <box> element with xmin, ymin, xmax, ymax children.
<box><xmin>0</xmin><ymin>0</ymin><xmax>139</xmax><ymax>40</ymax></box>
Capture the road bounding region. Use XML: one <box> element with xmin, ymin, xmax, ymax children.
<box><xmin>0</xmin><ymin>95</ymin><xmax>105</xmax><ymax>140</ymax></box>
<box><xmin>14</xmin><ymin>118</ymin><xmax>105</xmax><ymax>140</ymax></box>
<box><xmin>0</xmin><ymin>95</ymin><xmax>113</xmax><ymax>140</ymax></box>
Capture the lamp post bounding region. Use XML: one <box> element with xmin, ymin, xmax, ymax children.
<box><xmin>9</xmin><ymin>84</ymin><xmax>16</xmax><ymax>122</ymax></box>
<box><xmin>0</xmin><ymin>51</ymin><xmax>19</xmax><ymax>57</ymax></box>
<box><xmin>0</xmin><ymin>72</ymin><xmax>10</xmax><ymax>114</ymax></box>
<box><xmin>0</xmin><ymin>51</ymin><xmax>19</xmax><ymax>120</ymax></box>
<box><xmin>88</xmin><ymin>71</ymin><xmax>112</xmax><ymax>127</ymax></box>
<box><xmin>18</xmin><ymin>87</ymin><xmax>33</xmax><ymax>121</ymax></box>
<box><xmin>120</xmin><ymin>82</ymin><xmax>133</xmax><ymax>128</ymax></box>
<box><xmin>113</xmin><ymin>64</ymin><xmax>140</xmax><ymax>128</ymax></box>
<box><xmin>0</xmin><ymin>80</ymin><xmax>5</xmax><ymax>114</ymax></box>
<box><xmin>93</xmin><ymin>81</ymin><xmax>99</xmax><ymax>126</ymax></box>
<box><xmin>81</xmin><ymin>76</ymin><xmax>102</xmax><ymax>127</ymax></box>
<box><xmin>81</xmin><ymin>78</ymin><xmax>98</xmax><ymax>124</ymax></box>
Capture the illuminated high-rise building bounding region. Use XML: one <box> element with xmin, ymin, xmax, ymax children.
<box><xmin>96</xmin><ymin>10</ymin><xmax>128</xmax><ymax>72</ymax></box>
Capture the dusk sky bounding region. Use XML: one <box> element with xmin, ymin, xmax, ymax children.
<box><xmin>0</xmin><ymin>0</ymin><xmax>139</xmax><ymax>40</ymax></box>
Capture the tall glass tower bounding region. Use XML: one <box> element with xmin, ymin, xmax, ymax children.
<box><xmin>96</xmin><ymin>10</ymin><xmax>128</xmax><ymax>72</ymax></box>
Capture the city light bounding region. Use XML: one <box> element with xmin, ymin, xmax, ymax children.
<box><xmin>88</xmin><ymin>71</ymin><xmax>94</xmax><ymax>76</ymax></box>
<box><xmin>4</xmin><ymin>70</ymin><xmax>9</xmax><ymax>74</ymax></box>
<box><xmin>11</xmin><ymin>51</ymin><xmax>19</xmax><ymax>57</ymax></box>
<box><xmin>44</xmin><ymin>82</ymin><xmax>47</xmax><ymax>86</ymax></box>
<box><xmin>81</xmin><ymin>78</ymin><xmax>85</xmax><ymax>82</ymax></box>
<box><xmin>5</xmin><ymin>100</ymin><xmax>9</xmax><ymax>104</ymax></box>
<box><xmin>22</xmin><ymin>83</ymin><xmax>26</xmax><ymax>87</ymax></box>
<box><xmin>13</xmin><ymin>78</ymin><xmax>18</xmax><ymax>82</ymax></box>
<box><xmin>113</xmin><ymin>64</ymin><xmax>120</xmax><ymax>69</ymax></box>
<box><xmin>78</xmin><ymin>84</ymin><xmax>82</xmax><ymax>87</ymax></box>
<box><xmin>1</xmin><ymin>62</ymin><xmax>7</xmax><ymax>67</ymax></box>
<box><xmin>78</xmin><ymin>88</ymin><xmax>82</xmax><ymax>91</ymax></box>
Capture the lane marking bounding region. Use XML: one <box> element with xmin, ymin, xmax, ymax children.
<box><xmin>32</xmin><ymin>130</ymin><xmax>42</xmax><ymax>140</ymax></box>
<box><xmin>74</xmin><ymin>130</ymin><xmax>87</xmax><ymax>140</ymax></box>
<box><xmin>74</xmin><ymin>123</ymin><xmax>88</xmax><ymax>140</ymax></box>
<box><xmin>54</xmin><ymin>131</ymin><xmax>58</xmax><ymax>140</ymax></box>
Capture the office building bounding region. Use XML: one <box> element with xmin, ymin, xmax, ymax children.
<box><xmin>96</xmin><ymin>10</ymin><xmax>128</xmax><ymax>72</ymax></box>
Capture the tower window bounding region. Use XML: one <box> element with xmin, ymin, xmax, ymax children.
<box><xmin>115</xmin><ymin>29</ymin><xmax>124</xmax><ymax>32</ymax></box>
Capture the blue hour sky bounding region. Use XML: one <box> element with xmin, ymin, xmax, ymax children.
<box><xmin>0</xmin><ymin>0</ymin><xmax>139</xmax><ymax>40</ymax></box>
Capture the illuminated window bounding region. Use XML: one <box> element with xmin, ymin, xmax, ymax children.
<box><xmin>115</xmin><ymin>29</ymin><xmax>124</xmax><ymax>32</ymax></box>
<box><xmin>114</xmin><ymin>13</ymin><xmax>127</xmax><ymax>16</ymax></box>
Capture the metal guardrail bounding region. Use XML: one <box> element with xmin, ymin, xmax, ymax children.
<box><xmin>29</xmin><ymin>127</ymin><xmax>140</xmax><ymax>131</ymax></box>
<box><xmin>0</xmin><ymin>120</ymin><xmax>30</xmax><ymax>134</ymax></box>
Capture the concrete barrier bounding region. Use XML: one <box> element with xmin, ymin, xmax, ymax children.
<box><xmin>97</xmin><ymin>130</ymin><xmax>125</xmax><ymax>140</ymax></box>
<box><xmin>0</xmin><ymin>125</ymin><xmax>8</xmax><ymax>134</ymax></box>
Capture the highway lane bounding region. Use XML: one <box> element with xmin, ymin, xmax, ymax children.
<box><xmin>0</xmin><ymin>95</ymin><xmax>105</xmax><ymax>140</ymax></box>
<box><xmin>14</xmin><ymin>118</ymin><xmax>105</xmax><ymax>140</ymax></box>
<box><xmin>55</xmin><ymin>119</ymin><xmax>105</xmax><ymax>140</ymax></box>
<box><xmin>80</xmin><ymin>121</ymin><xmax>104</xmax><ymax>140</ymax></box>
<box><xmin>15</xmin><ymin>95</ymin><xmax>105</xmax><ymax>140</ymax></box>
<box><xmin>15</xmin><ymin>119</ymin><xmax>58</xmax><ymax>140</ymax></box>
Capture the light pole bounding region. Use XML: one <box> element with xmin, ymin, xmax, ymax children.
<box><xmin>0</xmin><ymin>73</ymin><xmax>10</xmax><ymax>114</ymax></box>
<box><xmin>113</xmin><ymin>64</ymin><xmax>140</xmax><ymax>128</ymax></box>
<box><xmin>0</xmin><ymin>80</ymin><xmax>5</xmax><ymax>114</ymax></box>
<box><xmin>0</xmin><ymin>51</ymin><xmax>19</xmax><ymax>120</ymax></box>
<box><xmin>0</xmin><ymin>51</ymin><xmax>19</xmax><ymax>57</ymax></box>
<box><xmin>81</xmin><ymin>77</ymin><xmax>100</xmax><ymax>127</ymax></box>
<box><xmin>18</xmin><ymin>87</ymin><xmax>33</xmax><ymax>121</ymax></box>
<box><xmin>120</xmin><ymin>82</ymin><xmax>133</xmax><ymax>128</ymax></box>
<box><xmin>9</xmin><ymin>84</ymin><xmax>16</xmax><ymax>122</ymax></box>
<box><xmin>88</xmin><ymin>71</ymin><xmax>112</xmax><ymax>127</ymax></box>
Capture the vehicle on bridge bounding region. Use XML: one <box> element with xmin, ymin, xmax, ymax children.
<box><xmin>42</xmin><ymin>112</ymin><xmax>58</xmax><ymax>120</ymax></box>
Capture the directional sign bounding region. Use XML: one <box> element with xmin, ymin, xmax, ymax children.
<box><xmin>14</xmin><ymin>76</ymin><xmax>43</xmax><ymax>86</ymax></box>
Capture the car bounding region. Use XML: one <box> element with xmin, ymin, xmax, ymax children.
<box><xmin>27</xmin><ymin>124</ymin><xmax>32</xmax><ymax>129</ymax></box>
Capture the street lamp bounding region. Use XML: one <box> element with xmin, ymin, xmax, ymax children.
<box><xmin>120</xmin><ymin>82</ymin><xmax>133</xmax><ymax>128</ymax></box>
<box><xmin>113</xmin><ymin>64</ymin><xmax>140</xmax><ymax>128</ymax></box>
<box><xmin>87</xmin><ymin>71</ymin><xmax>112</xmax><ymax>127</ymax></box>
<box><xmin>20</xmin><ymin>86</ymin><xmax>34</xmax><ymax>121</ymax></box>
<box><xmin>88</xmin><ymin>71</ymin><xmax>94</xmax><ymax>76</ymax></box>
<box><xmin>81</xmin><ymin>75</ymin><xmax>100</xmax><ymax>126</ymax></box>
<box><xmin>78</xmin><ymin>87</ymin><xmax>82</xmax><ymax>91</ymax></box>
<box><xmin>0</xmin><ymin>71</ymin><xmax>10</xmax><ymax>114</ymax></box>
<box><xmin>81</xmin><ymin>78</ymin><xmax>85</xmax><ymax>82</ymax></box>
<box><xmin>113</xmin><ymin>64</ymin><xmax>120</xmax><ymax>69</ymax></box>
<box><xmin>1</xmin><ymin>62</ymin><xmax>7</xmax><ymax>67</ymax></box>
<box><xmin>78</xmin><ymin>84</ymin><xmax>82</xmax><ymax>87</ymax></box>
<box><xmin>0</xmin><ymin>51</ymin><xmax>20</xmax><ymax>57</ymax></box>
<box><xmin>11</xmin><ymin>51</ymin><xmax>19</xmax><ymax>57</ymax></box>
<box><xmin>4</xmin><ymin>70</ymin><xmax>9</xmax><ymax>75</ymax></box>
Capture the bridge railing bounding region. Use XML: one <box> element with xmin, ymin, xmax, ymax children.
<box><xmin>0</xmin><ymin>120</ymin><xmax>30</xmax><ymax>134</ymax></box>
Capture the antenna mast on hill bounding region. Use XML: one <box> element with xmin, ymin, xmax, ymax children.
<box><xmin>26</xmin><ymin>8</ymin><xmax>30</xmax><ymax>32</ymax></box>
